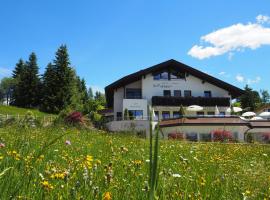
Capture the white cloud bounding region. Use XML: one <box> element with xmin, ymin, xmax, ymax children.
<box><xmin>256</xmin><ymin>15</ymin><xmax>270</xmax><ymax>24</ymax></box>
<box><xmin>236</xmin><ymin>74</ymin><xmax>245</xmax><ymax>82</ymax></box>
<box><xmin>247</xmin><ymin>76</ymin><xmax>261</xmax><ymax>84</ymax></box>
<box><xmin>218</xmin><ymin>71</ymin><xmax>226</xmax><ymax>75</ymax></box>
<box><xmin>0</xmin><ymin>67</ymin><xmax>12</xmax><ymax>76</ymax></box>
<box><xmin>188</xmin><ymin>15</ymin><xmax>270</xmax><ymax>59</ymax></box>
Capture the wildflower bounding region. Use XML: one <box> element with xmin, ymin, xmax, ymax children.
<box><xmin>172</xmin><ymin>173</ymin><xmax>181</xmax><ymax>178</ymax></box>
<box><xmin>103</xmin><ymin>192</ymin><xmax>112</xmax><ymax>200</ymax></box>
<box><xmin>133</xmin><ymin>160</ymin><xmax>142</xmax><ymax>167</ymax></box>
<box><xmin>65</xmin><ymin>140</ymin><xmax>71</xmax><ymax>145</ymax></box>
<box><xmin>84</xmin><ymin>155</ymin><xmax>93</xmax><ymax>169</ymax></box>
<box><xmin>0</xmin><ymin>143</ymin><xmax>5</xmax><ymax>148</ymax></box>
<box><xmin>41</xmin><ymin>180</ymin><xmax>54</xmax><ymax>190</ymax></box>
<box><xmin>199</xmin><ymin>176</ymin><xmax>206</xmax><ymax>186</ymax></box>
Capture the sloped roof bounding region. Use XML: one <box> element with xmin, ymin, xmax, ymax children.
<box><xmin>105</xmin><ymin>59</ymin><xmax>244</xmax><ymax>108</ymax></box>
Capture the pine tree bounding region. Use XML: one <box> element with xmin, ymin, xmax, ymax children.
<box><xmin>88</xmin><ymin>87</ymin><xmax>94</xmax><ymax>100</ymax></box>
<box><xmin>41</xmin><ymin>45</ymin><xmax>79</xmax><ymax>113</ymax></box>
<box><xmin>40</xmin><ymin>63</ymin><xmax>58</xmax><ymax>112</ymax></box>
<box><xmin>25</xmin><ymin>52</ymin><xmax>41</xmax><ymax>107</ymax></box>
<box><xmin>12</xmin><ymin>59</ymin><xmax>25</xmax><ymax>79</ymax></box>
<box><xmin>12</xmin><ymin>53</ymin><xmax>41</xmax><ymax>107</ymax></box>
<box><xmin>80</xmin><ymin>78</ymin><xmax>88</xmax><ymax>104</ymax></box>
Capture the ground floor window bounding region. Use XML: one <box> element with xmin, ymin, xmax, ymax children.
<box><xmin>200</xmin><ymin>133</ymin><xmax>211</xmax><ymax>141</ymax></box>
<box><xmin>186</xmin><ymin>133</ymin><xmax>198</xmax><ymax>141</ymax></box>
<box><xmin>219</xmin><ymin>112</ymin><xmax>225</xmax><ymax>116</ymax></box>
<box><xmin>162</xmin><ymin>111</ymin><xmax>170</xmax><ymax>119</ymax></box>
<box><xmin>207</xmin><ymin>112</ymin><xmax>215</xmax><ymax>115</ymax></box>
<box><xmin>173</xmin><ymin>111</ymin><xmax>180</xmax><ymax>118</ymax></box>
<box><xmin>128</xmin><ymin>110</ymin><xmax>143</xmax><ymax>120</ymax></box>
<box><xmin>197</xmin><ymin>112</ymin><xmax>204</xmax><ymax>116</ymax></box>
<box><xmin>116</xmin><ymin>112</ymin><xmax>122</xmax><ymax>121</ymax></box>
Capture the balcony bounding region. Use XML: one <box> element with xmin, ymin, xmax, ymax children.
<box><xmin>152</xmin><ymin>96</ymin><xmax>230</xmax><ymax>107</ymax></box>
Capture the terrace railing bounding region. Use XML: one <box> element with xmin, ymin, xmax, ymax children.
<box><xmin>152</xmin><ymin>96</ymin><xmax>230</xmax><ymax>107</ymax></box>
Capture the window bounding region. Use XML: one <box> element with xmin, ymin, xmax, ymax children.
<box><xmin>200</xmin><ymin>133</ymin><xmax>211</xmax><ymax>142</ymax></box>
<box><xmin>174</xmin><ymin>90</ymin><xmax>181</xmax><ymax>97</ymax></box>
<box><xmin>154</xmin><ymin>111</ymin><xmax>159</xmax><ymax>121</ymax></box>
<box><xmin>197</xmin><ymin>112</ymin><xmax>204</xmax><ymax>116</ymax></box>
<box><xmin>204</xmin><ymin>91</ymin><xmax>212</xmax><ymax>98</ymax></box>
<box><xmin>170</xmin><ymin>71</ymin><xmax>185</xmax><ymax>79</ymax></box>
<box><xmin>126</xmin><ymin>88</ymin><xmax>142</xmax><ymax>99</ymax></box>
<box><xmin>163</xmin><ymin>90</ymin><xmax>171</xmax><ymax>97</ymax></box>
<box><xmin>116</xmin><ymin>112</ymin><xmax>122</xmax><ymax>121</ymax></box>
<box><xmin>173</xmin><ymin>111</ymin><xmax>180</xmax><ymax>118</ymax></box>
<box><xmin>128</xmin><ymin>110</ymin><xmax>143</xmax><ymax>120</ymax></box>
<box><xmin>153</xmin><ymin>71</ymin><xmax>169</xmax><ymax>80</ymax></box>
<box><xmin>162</xmin><ymin>111</ymin><xmax>170</xmax><ymax>119</ymax></box>
<box><xmin>186</xmin><ymin>133</ymin><xmax>198</xmax><ymax>141</ymax></box>
<box><xmin>207</xmin><ymin>112</ymin><xmax>215</xmax><ymax>116</ymax></box>
<box><xmin>219</xmin><ymin>112</ymin><xmax>225</xmax><ymax>116</ymax></box>
<box><xmin>184</xmin><ymin>90</ymin><xmax>192</xmax><ymax>97</ymax></box>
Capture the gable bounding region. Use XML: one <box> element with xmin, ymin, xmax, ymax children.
<box><xmin>105</xmin><ymin>59</ymin><xmax>244</xmax><ymax>108</ymax></box>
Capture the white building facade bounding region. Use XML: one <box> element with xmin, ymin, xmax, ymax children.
<box><xmin>106</xmin><ymin>59</ymin><xmax>243</xmax><ymax>122</ymax></box>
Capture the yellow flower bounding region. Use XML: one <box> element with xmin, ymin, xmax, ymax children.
<box><xmin>0</xmin><ymin>156</ymin><xmax>3</xmax><ymax>160</ymax></box>
<box><xmin>103</xmin><ymin>192</ymin><xmax>112</xmax><ymax>200</ymax></box>
<box><xmin>41</xmin><ymin>180</ymin><xmax>54</xmax><ymax>190</ymax></box>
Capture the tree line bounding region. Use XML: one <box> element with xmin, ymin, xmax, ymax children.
<box><xmin>0</xmin><ymin>45</ymin><xmax>106</xmax><ymax>115</ymax></box>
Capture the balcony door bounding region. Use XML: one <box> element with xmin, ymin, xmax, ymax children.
<box><xmin>125</xmin><ymin>88</ymin><xmax>142</xmax><ymax>99</ymax></box>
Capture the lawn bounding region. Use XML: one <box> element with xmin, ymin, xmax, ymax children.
<box><xmin>0</xmin><ymin>105</ymin><xmax>55</xmax><ymax>117</ymax></box>
<box><xmin>0</xmin><ymin>126</ymin><xmax>269</xmax><ymax>199</ymax></box>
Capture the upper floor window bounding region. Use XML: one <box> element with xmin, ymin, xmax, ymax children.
<box><xmin>184</xmin><ymin>90</ymin><xmax>192</xmax><ymax>97</ymax></box>
<box><xmin>125</xmin><ymin>88</ymin><xmax>142</xmax><ymax>99</ymax></box>
<box><xmin>174</xmin><ymin>90</ymin><xmax>181</xmax><ymax>97</ymax></box>
<box><xmin>153</xmin><ymin>70</ymin><xmax>185</xmax><ymax>80</ymax></box>
<box><xmin>153</xmin><ymin>72</ymin><xmax>169</xmax><ymax>80</ymax></box>
<box><xmin>162</xmin><ymin>111</ymin><xmax>170</xmax><ymax>119</ymax></box>
<box><xmin>170</xmin><ymin>70</ymin><xmax>185</xmax><ymax>79</ymax></box>
<box><xmin>163</xmin><ymin>90</ymin><xmax>171</xmax><ymax>97</ymax></box>
<box><xmin>204</xmin><ymin>91</ymin><xmax>212</xmax><ymax>98</ymax></box>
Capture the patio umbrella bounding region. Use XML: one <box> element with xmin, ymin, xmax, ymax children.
<box><xmin>242</xmin><ymin>112</ymin><xmax>256</xmax><ymax>117</ymax></box>
<box><xmin>226</xmin><ymin>107</ymin><xmax>242</xmax><ymax>113</ymax></box>
<box><xmin>187</xmin><ymin>105</ymin><xmax>203</xmax><ymax>112</ymax></box>
<box><xmin>251</xmin><ymin>116</ymin><xmax>263</xmax><ymax>120</ymax></box>
<box><xmin>215</xmin><ymin>105</ymin><xmax>220</xmax><ymax>115</ymax></box>
<box><xmin>259</xmin><ymin>112</ymin><xmax>270</xmax><ymax>118</ymax></box>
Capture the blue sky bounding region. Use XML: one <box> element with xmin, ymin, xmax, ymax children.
<box><xmin>0</xmin><ymin>0</ymin><xmax>270</xmax><ymax>93</ymax></box>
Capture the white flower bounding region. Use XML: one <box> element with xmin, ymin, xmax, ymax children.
<box><xmin>172</xmin><ymin>173</ymin><xmax>181</xmax><ymax>178</ymax></box>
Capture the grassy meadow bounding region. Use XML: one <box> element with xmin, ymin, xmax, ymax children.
<box><xmin>0</xmin><ymin>105</ymin><xmax>56</xmax><ymax>117</ymax></box>
<box><xmin>0</xmin><ymin>126</ymin><xmax>270</xmax><ymax>199</ymax></box>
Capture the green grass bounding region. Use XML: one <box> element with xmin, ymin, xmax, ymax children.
<box><xmin>0</xmin><ymin>126</ymin><xmax>270</xmax><ymax>199</ymax></box>
<box><xmin>0</xmin><ymin>105</ymin><xmax>55</xmax><ymax>117</ymax></box>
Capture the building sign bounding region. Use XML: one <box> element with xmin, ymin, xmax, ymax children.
<box><xmin>153</xmin><ymin>81</ymin><xmax>180</xmax><ymax>89</ymax></box>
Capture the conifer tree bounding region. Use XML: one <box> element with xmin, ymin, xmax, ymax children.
<box><xmin>12</xmin><ymin>59</ymin><xmax>25</xmax><ymax>79</ymax></box>
<box><xmin>41</xmin><ymin>45</ymin><xmax>79</xmax><ymax>113</ymax></box>
<box><xmin>12</xmin><ymin>53</ymin><xmax>41</xmax><ymax>107</ymax></box>
<box><xmin>40</xmin><ymin>63</ymin><xmax>58</xmax><ymax>112</ymax></box>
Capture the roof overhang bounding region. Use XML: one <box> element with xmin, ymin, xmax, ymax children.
<box><xmin>105</xmin><ymin>59</ymin><xmax>245</xmax><ymax>108</ymax></box>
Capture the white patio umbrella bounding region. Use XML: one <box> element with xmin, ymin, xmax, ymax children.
<box><xmin>215</xmin><ymin>105</ymin><xmax>220</xmax><ymax>115</ymax></box>
<box><xmin>251</xmin><ymin>116</ymin><xmax>263</xmax><ymax>120</ymax></box>
<box><xmin>226</xmin><ymin>107</ymin><xmax>242</xmax><ymax>113</ymax></box>
<box><xmin>187</xmin><ymin>105</ymin><xmax>203</xmax><ymax>112</ymax></box>
<box><xmin>259</xmin><ymin>112</ymin><xmax>270</xmax><ymax>118</ymax></box>
<box><xmin>242</xmin><ymin>112</ymin><xmax>256</xmax><ymax>117</ymax></box>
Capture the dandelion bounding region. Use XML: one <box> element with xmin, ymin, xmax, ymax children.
<box><xmin>41</xmin><ymin>180</ymin><xmax>54</xmax><ymax>190</ymax></box>
<box><xmin>103</xmin><ymin>192</ymin><xmax>112</xmax><ymax>200</ymax></box>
